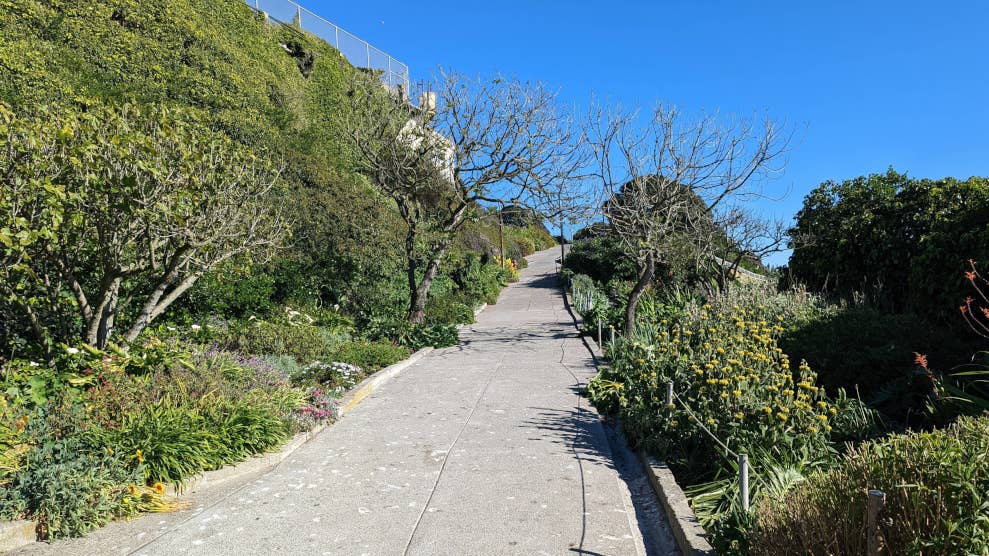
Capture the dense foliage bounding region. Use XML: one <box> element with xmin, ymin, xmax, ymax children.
<box><xmin>0</xmin><ymin>0</ymin><xmax>558</xmax><ymax>541</ymax></box>
<box><xmin>788</xmin><ymin>168</ymin><xmax>989</xmax><ymax>320</ymax></box>
<box><xmin>749</xmin><ymin>415</ymin><xmax>989</xmax><ymax>554</ymax></box>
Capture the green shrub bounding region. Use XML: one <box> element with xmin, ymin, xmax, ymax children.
<box><xmin>425</xmin><ymin>293</ymin><xmax>475</xmax><ymax>325</ymax></box>
<box><xmin>564</xmin><ymin>235</ymin><xmax>638</xmax><ymax>284</ymax></box>
<box><xmin>109</xmin><ymin>395</ymin><xmax>287</xmax><ymax>485</ymax></box>
<box><xmin>779</xmin><ymin>305</ymin><xmax>973</xmax><ymax>424</ymax></box>
<box><xmin>228</xmin><ymin>321</ymin><xmax>348</xmax><ymax>363</ymax></box>
<box><xmin>788</xmin><ymin>169</ymin><xmax>989</xmax><ymax>320</ymax></box>
<box><xmin>0</xmin><ymin>404</ymin><xmax>139</xmax><ymax>540</ymax></box>
<box><xmin>330</xmin><ymin>340</ymin><xmax>408</xmax><ymax>372</ymax></box>
<box><xmin>177</xmin><ymin>262</ymin><xmax>277</xmax><ymax>319</ymax></box>
<box><xmin>749</xmin><ymin>415</ymin><xmax>989</xmax><ymax>555</ymax></box>
<box><xmin>400</xmin><ymin>323</ymin><xmax>460</xmax><ymax>350</ymax></box>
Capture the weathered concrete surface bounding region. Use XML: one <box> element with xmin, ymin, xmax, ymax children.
<box><xmin>14</xmin><ymin>248</ymin><xmax>676</xmax><ymax>556</ymax></box>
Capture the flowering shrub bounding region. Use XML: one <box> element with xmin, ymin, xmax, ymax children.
<box><xmin>290</xmin><ymin>361</ymin><xmax>364</xmax><ymax>390</ymax></box>
<box><xmin>594</xmin><ymin>304</ymin><xmax>834</xmax><ymax>480</ymax></box>
<box><xmin>501</xmin><ymin>258</ymin><xmax>520</xmax><ymax>282</ymax></box>
<box><xmin>295</xmin><ymin>387</ymin><xmax>340</xmax><ymax>429</ymax></box>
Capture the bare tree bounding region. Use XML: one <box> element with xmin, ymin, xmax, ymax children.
<box><xmin>707</xmin><ymin>206</ymin><xmax>787</xmax><ymax>286</ymax></box>
<box><xmin>586</xmin><ymin>103</ymin><xmax>789</xmax><ymax>332</ymax></box>
<box><xmin>344</xmin><ymin>70</ymin><xmax>581</xmax><ymax>323</ymax></box>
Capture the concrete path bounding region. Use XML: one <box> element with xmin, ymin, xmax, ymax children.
<box><xmin>16</xmin><ymin>248</ymin><xmax>676</xmax><ymax>556</ymax></box>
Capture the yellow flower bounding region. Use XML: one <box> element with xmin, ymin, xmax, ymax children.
<box><xmin>733</xmin><ymin>389</ymin><xmax>742</xmax><ymax>397</ymax></box>
<box><xmin>828</xmin><ymin>407</ymin><xmax>837</xmax><ymax>415</ymax></box>
<box><xmin>128</xmin><ymin>484</ymin><xmax>137</xmax><ymax>496</ymax></box>
<box><xmin>123</xmin><ymin>497</ymin><xmax>132</xmax><ymax>504</ymax></box>
<box><xmin>734</xmin><ymin>412</ymin><xmax>745</xmax><ymax>420</ymax></box>
<box><xmin>807</xmin><ymin>426</ymin><xmax>818</xmax><ymax>434</ymax></box>
<box><xmin>153</xmin><ymin>482</ymin><xmax>166</xmax><ymax>495</ymax></box>
<box><xmin>817</xmin><ymin>414</ymin><xmax>829</xmax><ymax>422</ymax></box>
<box><xmin>706</xmin><ymin>418</ymin><xmax>716</xmax><ymax>426</ymax></box>
<box><xmin>135</xmin><ymin>449</ymin><xmax>144</xmax><ymax>464</ymax></box>
<box><xmin>762</xmin><ymin>406</ymin><xmax>773</xmax><ymax>414</ymax></box>
<box><xmin>716</xmin><ymin>347</ymin><xmax>726</xmax><ymax>355</ymax></box>
<box><xmin>777</xmin><ymin>413</ymin><xmax>788</xmax><ymax>422</ymax></box>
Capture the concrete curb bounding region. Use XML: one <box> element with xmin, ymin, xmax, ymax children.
<box><xmin>0</xmin><ymin>521</ymin><xmax>35</xmax><ymax>553</ymax></box>
<box><xmin>0</xmin><ymin>347</ymin><xmax>435</xmax><ymax>554</ymax></box>
<box><xmin>561</xmin><ymin>286</ymin><xmax>716</xmax><ymax>556</ymax></box>
<box><xmin>337</xmin><ymin>346</ymin><xmax>433</xmax><ymax>415</ymax></box>
<box><xmin>638</xmin><ymin>453</ymin><xmax>716</xmax><ymax>555</ymax></box>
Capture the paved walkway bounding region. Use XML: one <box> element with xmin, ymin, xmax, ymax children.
<box><xmin>19</xmin><ymin>248</ymin><xmax>675</xmax><ymax>555</ymax></box>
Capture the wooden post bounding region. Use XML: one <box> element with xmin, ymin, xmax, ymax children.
<box><xmin>867</xmin><ymin>489</ymin><xmax>886</xmax><ymax>555</ymax></box>
<box><xmin>499</xmin><ymin>211</ymin><xmax>505</xmax><ymax>269</ymax></box>
<box><xmin>738</xmin><ymin>453</ymin><xmax>749</xmax><ymax>512</ymax></box>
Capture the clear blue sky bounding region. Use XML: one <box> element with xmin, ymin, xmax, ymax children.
<box><xmin>303</xmin><ymin>0</ymin><xmax>989</xmax><ymax>265</ymax></box>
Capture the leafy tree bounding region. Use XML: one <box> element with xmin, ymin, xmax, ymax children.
<box><xmin>0</xmin><ymin>102</ymin><xmax>287</xmax><ymax>354</ymax></box>
<box><xmin>788</xmin><ymin>168</ymin><xmax>989</xmax><ymax>318</ymax></box>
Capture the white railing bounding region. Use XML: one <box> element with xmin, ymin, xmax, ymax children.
<box><xmin>246</xmin><ymin>0</ymin><xmax>410</xmax><ymax>93</ymax></box>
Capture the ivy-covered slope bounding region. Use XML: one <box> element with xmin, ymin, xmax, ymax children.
<box><xmin>0</xmin><ymin>0</ymin><xmax>409</xmax><ymax>316</ymax></box>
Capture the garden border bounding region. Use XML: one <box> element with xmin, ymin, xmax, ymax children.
<box><xmin>561</xmin><ymin>289</ymin><xmax>716</xmax><ymax>556</ymax></box>
<box><xmin>0</xmin><ymin>346</ymin><xmax>434</xmax><ymax>554</ymax></box>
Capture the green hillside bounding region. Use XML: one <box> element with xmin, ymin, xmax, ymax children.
<box><xmin>0</xmin><ymin>0</ymin><xmax>553</xmax><ymax>336</ymax></box>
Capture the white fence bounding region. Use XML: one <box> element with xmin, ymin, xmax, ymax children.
<box><xmin>245</xmin><ymin>0</ymin><xmax>410</xmax><ymax>92</ymax></box>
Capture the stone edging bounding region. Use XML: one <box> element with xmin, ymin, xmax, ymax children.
<box><xmin>561</xmin><ymin>288</ymin><xmax>716</xmax><ymax>556</ymax></box>
<box><xmin>0</xmin><ymin>346</ymin><xmax>435</xmax><ymax>554</ymax></box>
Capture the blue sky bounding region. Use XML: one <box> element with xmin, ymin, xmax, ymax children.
<box><xmin>302</xmin><ymin>0</ymin><xmax>989</xmax><ymax>265</ymax></box>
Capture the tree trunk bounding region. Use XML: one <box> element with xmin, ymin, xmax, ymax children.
<box><xmin>405</xmin><ymin>221</ymin><xmax>420</xmax><ymax>322</ymax></box>
<box><xmin>94</xmin><ymin>276</ymin><xmax>121</xmax><ymax>349</ymax></box>
<box><xmin>408</xmin><ymin>238</ymin><xmax>454</xmax><ymax>324</ymax></box>
<box><xmin>409</xmin><ymin>256</ymin><xmax>442</xmax><ymax>324</ymax></box>
<box><xmin>558</xmin><ymin>215</ymin><xmax>566</xmax><ymax>266</ymax></box>
<box><xmin>624</xmin><ymin>252</ymin><xmax>655</xmax><ymax>334</ymax></box>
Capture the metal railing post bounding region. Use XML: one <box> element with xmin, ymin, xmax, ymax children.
<box><xmin>666</xmin><ymin>382</ymin><xmax>674</xmax><ymax>406</ymax></box>
<box><xmin>597</xmin><ymin>320</ymin><xmax>602</xmax><ymax>346</ymax></box>
<box><xmin>295</xmin><ymin>5</ymin><xmax>301</xmax><ymax>28</ymax></box>
<box><xmin>366</xmin><ymin>43</ymin><xmax>371</xmax><ymax>68</ymax></box>
<box><xmin>738</xmin><ymin>454</ymin><xmax>749</xmax><ymax>511</ymax></box>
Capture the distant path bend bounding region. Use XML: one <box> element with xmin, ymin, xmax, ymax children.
<box><xmin>21</xmin><ymin>248</ymin><xmax>677</xmax><ymax>556</ymax></box>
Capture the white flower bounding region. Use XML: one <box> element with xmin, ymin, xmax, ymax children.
<box><xmin>66</xmin><ymin>347</ymin><xmax>80</xmax><ymax>355</ymax></box>
<box><xmin>28</xmin><ymin>361</ymin><xmax>39</xmax><ymax>367</ymax></box>
<box><xmin>167</xmin><ymin>326</ymin><xmax>177</xmax><ymax>332</ymax></box>
<box><xmin>191</xmin><ymin>324</ymin><xmax>202</xmax><ymax>331</ymax></box>
<box><xmin>288</xmin><ymin>310</ymin><xmax>301</xmax><ymax>317</ymax></box>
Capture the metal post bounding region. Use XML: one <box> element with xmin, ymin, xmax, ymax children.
<box><xmin>666</xmin><ymin>382</ymin><xmax>674</xmax><ymax>406</ymax></box>
<box><xmin>609</xmin><ymin>326</ymin><xmax>615</xmax><ymax>345</ymax></box>
<box><xmin>597</xmin><ymin>319</ymin><xmax>603</xmax><ymax>346</ymax></box>
<box><xmin>254</xmin><ymin>0</ymin><xmax>259</xmax><ymax>9</ymax></box>
<box><xmin>366</xmin><ymin>43</ymin><xmax>371</xmax><ymax>68</ymax></box>
<box><xmin>388</xmin><ymin>57</ymin><xmax>393</xmax><ymax>88</ymax></box>
<box><xmin>867</xmin><ymin>489</ymin><xmax>886</xmax><ymax>556</ymax></box>
<box><xmin>738</xmin><ymin>454</ymin><xmax>749</xmax><ymax>511</ymax></box>
<box><xmin>295</xmin><ymin>5</ymin><xmax>301</xmax><ymax>28</ymax></box>
<box><xmin>335</xmin><ymin>25</ymin><xmax>339</xmax><ymax>49</ymax></box>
